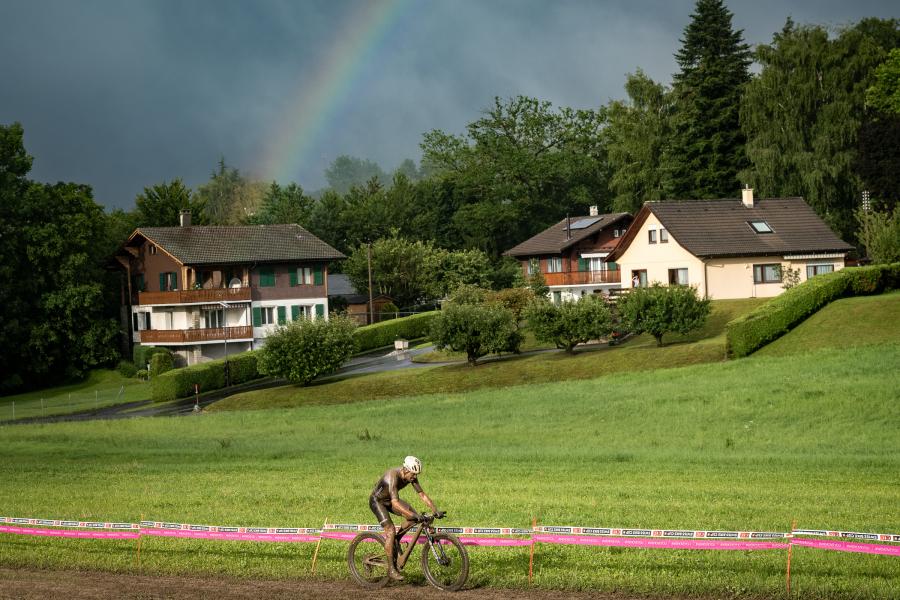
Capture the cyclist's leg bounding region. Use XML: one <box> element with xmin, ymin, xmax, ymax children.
<box><xmin>370</xmin><ymin>496</ymin><xmax>403</xmax><ymax>580</ymax></box>
<box><xmin>394</xmin><ymin>498</ymin><xmax>417</xmax><ymax>530</ymax></box>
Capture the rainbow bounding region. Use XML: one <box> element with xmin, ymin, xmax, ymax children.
<box><xmin>258</xmin><ymin>0</ymin><xmax>412</xmax><ymax>185</ymax></box>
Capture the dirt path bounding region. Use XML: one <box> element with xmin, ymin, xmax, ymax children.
<box><xmin>0</xmin><ymin>568</ymin><xmax>654</xmax><ymax>599</ymax></box>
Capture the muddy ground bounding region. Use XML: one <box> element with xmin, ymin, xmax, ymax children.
<box><xmin>0</xmin><ymin>568</ymin><xmax>662</xmax><ymax>599</ymax></box>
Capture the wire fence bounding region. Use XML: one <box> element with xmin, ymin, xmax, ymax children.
<box><xmin>1</xmin><ymin>383</ymin><xmax>149</xmax><ymax>422</ymax></box>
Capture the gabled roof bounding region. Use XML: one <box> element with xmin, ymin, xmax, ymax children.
<box><xmin>607</xmin><ymin>197</ymin><xmax>852</xmax><ymax>261</ymax></box>
<box><xmin>126</xmin><ymin>224</ymin><xmax>345</xmax><ymax>266</ymax></box>
<box><xmin>503</xmin><ymin>212</ymin><xmax>631</xmax><ymax>257</ymax></box>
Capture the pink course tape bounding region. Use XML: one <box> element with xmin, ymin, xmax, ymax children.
<box><xmin>320</xmin><ymin>530</ymin><xmax>530</xmax><ymax>547</ymax></box>
<box><xmin>792</xmin><ymin>538</ymin><xmax>900</xmax><ymax>557</ymax></box>
<box><xmin>0</xmin><ymin>525</ymin><xmax>139</xmax><ymax>540</ymax></box>
<box><xmin>141</xmin><ymin>528</ymin><xmax>320</xmax><ymax>543</ymax></box>
<box><xmin>533</xmin><ymin>534</ymin><xmax>789</xmax><ymax>551</ymax></box>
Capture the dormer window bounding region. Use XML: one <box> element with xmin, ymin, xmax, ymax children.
<box><xmin>149</xmin><ymin>244</ymin><xmax>157</xmax><ymax>255</ymax></box>
<box><xmin>748</xmin><ymin>220</ymin><xmax>773</xmax><ymax>234</ymax></box>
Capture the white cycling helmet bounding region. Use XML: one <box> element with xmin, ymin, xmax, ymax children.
<box><xmin>403</xmin><ymin>455</ymin><xmax>422</xmax><ymax>474</ymax></box>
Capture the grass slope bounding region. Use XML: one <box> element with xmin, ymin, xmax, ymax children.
<box><xmin>1</xmin><ymin>343</ymin><xmax>897</xmax><ymax>598</ymax></box>
<box><xmin>0</xmin><ymin>369</ymin><xmax>150</xmax><ymax>420</ymax></box>
<box><xmin>214</xmin><ymin>298</ymin><xmax>766</xmax><ymax>411</ymax></box>
<box><xmin>756</xmin><ymin>290</ymin><xmax>900</xmax><ymax>357</ymax></box>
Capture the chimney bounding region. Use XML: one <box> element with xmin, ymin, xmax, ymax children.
<box><xmin>589</xmin><ymin>205</ymin><xmax>599</xmax><ymax>216</ymax></box>
<box><xmin>179</xmin><ymin>210</ymin><xmax>192</xmax><ymax>227</ymax></box>
<box><xmin>741</xmin><ymin>185</ymin><xmax>754</xmax><ymax>208</ymax></box>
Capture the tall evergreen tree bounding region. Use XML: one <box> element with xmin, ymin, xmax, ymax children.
<box><xmin>664</xmin><ymin>0</ymin><xmax>751</xmax><ymax>199</ymax></box>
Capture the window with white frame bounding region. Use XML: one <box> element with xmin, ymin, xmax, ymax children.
<box><xmin>260</xmin><ymin>306</ymin><xmax>275</xmax><ymax>325</ymax></box>
<box><xmin>668</xmin><ymin>268</ymin><xmax>688</xmax><ymax>285</ymax></box>
<box><xmin>297</xmin><ymin>267</ymin><xmax>313</xmax><ymax>285</ymax></box>
<box><xmin>547</xmin><ymin>257</ymin><xmax>563</xmax><ymax>273</ymax></box>
<box><xmin>588</xmin><ymin>257</ymin><xmax>607</xmax><ymax>272</ymax></box>
<box><xmin>806</xmin><ymin>263</ymin><xmax>834</xmax><ymax>278</ymax></box>
<box><xmin>648</xmin><ymin>229</ymin><xmax>657</xmax><ymax>244</ymax></box>
<box><xmin>660</xmin><ymin>228</ymin><xmax>669</xmax><ymax>243</ymax></box>
<box><xmin>203</xmin><ymin>309</ymin><xmax>224</xmax><ymax>329</ymax></box>
<box><xmin>613</xmin><ymin>229</ymin><xmax>621</xmax><ymax>238</ymax></box>
<box><xmin>527</xmin><ymin>259</ymin><xmax>539</xmax><ymax>275</ymax></box>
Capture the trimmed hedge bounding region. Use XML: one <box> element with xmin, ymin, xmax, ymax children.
<box><xmin>132</xmin><ymin>345</ymin><xmax>170</xmax><ymax>370</ymax></box>
<box><xmin>149</xmin><ymin>352</ymin><xmax>174</xmax><ymax>377</ymax></box>
<box><xmin>725</xmin><ymin>263</ymin><xmax>900</xmax><ymax>358</ymax></box>
<box><xmin>353</xmin><ymin>311</ymin><xmax>440</xmax><ymax>352</ymax></box>
<box><xmin>151</xmin><ymin>351</ymin><xmax>260</xmax><ymax>402</ymax></box>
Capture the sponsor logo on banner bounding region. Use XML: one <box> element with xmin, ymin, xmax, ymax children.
<box><xmin>543</xmin><ymin>526</ymin><xmax>573</xmax><ymax>533</ymax></box>
<box><xmin>246</xmin><ymin>528</ymin><xmax>268</xmax><ymax>534</ymax></box>
<box><xmin>276</xmin><ymin>528</ymin><xmax>299</xmax><ymax>534</ymax></box>
<box><xmin>622</xmin><ymin>529</ymin><xmax>652</xmax><ymax>537</ymax></box>
<box><xmin>12</xmin><ymin>518</ymin><xmax>29</xmax><ymax>524</ymax></box>
<box><xmin>842</xmin><ymin>532</ymin><xmax>878</xmax><ymax>540</ymax></box>
<box><xmin>190</xmin><ymin>525</ymin><xmax>211</xmax><ymax>531</ymax></box>
<box><xmin>438</xmin><ymin>527</ymin><xmax>464</xmax><ymax>533</ymax></box>
<box><xmin>112</xmin><ymin>523</ymin><xmax>135</xmax><ymax>529</ymax></box>
<box><xmin>663</xmin><ymin>530</ymin><xmax>694</xmax><ymax>538</ymax></box>
<box><xmin>511</xmin><ymin>528</ymin><xmax>533</xmax><ymax>534</ymax></box>
<box><xmin>161</xmin><ymin>523</ymin><xmax>181</xmax><ymax>530</ymax></box>
<box><xmin>218</xmin><ymin>527</ymin><xmax>239</xmax><ymax>533</ymax></box>
<box><xmin>83</xmin><ymin>522</ymin><xmax>105</xmax><ymax>529</ymax></box>
<box><xmin>751</xmin><ymin>532</ymin><xmax>786</xmax><ymax>539</ymax></box>
<box><xmin>706</xmin><ymin>531</ymin><xmax>738</xmax><ymax>539</ymax></box>
<box><xmin>583</xmin><ymin>528</ymin><xmax>612</xmax><ymax>535</ymax></box>
<box><xmin>894</xmin><ymin>535</ymin><xmax>900</xmax><ymax>542</ymax></box>
<box><xmin>36</xmin><ymin>520</ymin><xmax>56</xmax><ymax>526</ymax></box>
<box><xmin>474</xmin><ymin>528</ymin><xmax>501</xmax><ymax>534</ymax></box>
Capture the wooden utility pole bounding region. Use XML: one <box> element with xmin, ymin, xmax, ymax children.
<box><xmin>367</xmin><ymin>241</ymin><xmax>374</xmax><ymax>325</ymax></box>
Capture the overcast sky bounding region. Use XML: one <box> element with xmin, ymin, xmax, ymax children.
<box><xmin>1</xmin><ymin>0</ymin><xmax>897</xmax><ymax>210</ymax></box>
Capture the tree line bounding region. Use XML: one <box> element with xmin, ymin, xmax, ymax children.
<box><xmin>2</xmin><ymin>1</ymin><xmax>898</xmax><ymax>392</ymax></box>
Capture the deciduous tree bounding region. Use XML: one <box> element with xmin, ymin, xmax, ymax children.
<box><xmin>525</xmin><ymin>295</ymin><xmax>613</xmax><ymax>353</ymax></box>
<box><xmin>617</xmin><ymin>283</ymin><xmax>711</xmax><ymax>347</ymax></box>
<box><xmin>431</xmin><ymin>303</ymin><xmax>521</xmax><ymax>366</ymax></box>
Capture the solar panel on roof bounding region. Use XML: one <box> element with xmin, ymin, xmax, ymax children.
<box><xmin>566</xmin><ymin>217</ymin><xmax>602</xmax><ymax>230</ymax></box>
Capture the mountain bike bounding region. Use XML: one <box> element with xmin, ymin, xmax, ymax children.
<box><xmin>347</xmin><ymin>512</ymin><xmax>469</xmax><ymax>591</ymax></box>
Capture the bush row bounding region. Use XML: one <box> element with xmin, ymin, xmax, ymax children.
<box><xmin>353</xmin><ymin>311</ymin><xmax>440</xmax><ymax>352</ymax></box>
<box><xmin>132</xmin><ymin>345</ymin><xmax>171</xmax><ymax>370</ymax></box>
<box><xmin>151</xmin><ymin>351</ymin><xmax>260</xmax><ymax>402</ymax></box>
<box><xmin>725</xmin><ymin>263</ymin><xmax>900</xmax><ymax>358</ymax></box>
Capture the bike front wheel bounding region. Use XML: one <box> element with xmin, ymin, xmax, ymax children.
<box><xmin>347</xmin><ymin>532</ymin><xmax>390</xmax><ymax>589</ymax></box>
<box><xmin>420</xmin><ymin>533</ymin><xmax>469</xmax><ymax>591</ymax></box>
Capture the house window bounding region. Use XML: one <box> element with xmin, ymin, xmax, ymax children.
<box><xmin>552</xmin><ymin>291</ymin><xmax>562</xmax><ymax>304</ymax></box>
<box><xmin>753</xmin><ymin>264</ymin><xmax>782</xmax><ymax>284</ymax></box>
<box><xmin>149</xmin><ymin>245</ymin><xmax>157</xmax><ymax>255</ymax></box>
<box><xmin>259</xmin><ymin>268</ymin><xmax>276</xmax><ymax>287</ymax></box>
<box><xmin>159</xmin><ymin>272</ymin><xmax>178</xmax><ymax>291</ymax></box>
<box><xmin>260</xmin><ymin>307</ymin><xmax>275</xmax><ymax>325</ymax></box>
<box><xmin>748</xmin><ymin>220</ymin><xmax>774</xmax><ymax>234</ymax></box>
<box><xmin>668</xmin><ymin>268</ymin><xmax>688</xmax><ymax>285</ymax></box>
<box><xmin>527</xmin><ymin>259</ymin><xmax>539</xmax><ymax>275</ymax></box>
<box><xmin>298</xmin><ymin>267</ymin><xmax>313</xmax><ymax>285</ymax></box>
<box><xmin>203</xmin><ymin>309</ymin><xmax>224</xmax><ymax>329</ymax></box>
<box><xmin>660</xmin><ymin>228</ymin><xmax>669</xmax><ymax>243</ymax></box>
<box><xmin>547</xmin><ymin>257</ymin><xmax>563</xmax><ymax>273</ymax></box>
<box><xmin>806</xmin><ymin>264</ymin><xmax>834</xmax><ymax>278</ymax></box>
<box><xmin>613</xmin><ymin>229</ymin><xmax>621</xmax><ymax>238</ymax></box>
<box><xmin>133</xmin><ymin>312</ymin><xmax>150</xmax><ymax>331</ymax></box>
<box><xmin>648</xmin><ymin>230</ymin><xmax>657</xmax><ymax>244</ymax></box>
<box><xmin>589</xmin><ymin>257</ymin><xmax>607</xmax><ymax>272</ymax></box>
<box><xmin>631</xmin><ymin>270</ymin><xmax>648</xmax><ymax>288</ymax></box>
<box><xmin>291</xmin><ymin>305</ymin><xmax>311</xmax><ymax>321</ymax></box>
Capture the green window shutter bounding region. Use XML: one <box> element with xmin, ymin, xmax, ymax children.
<box><xmin>608</xmin><ymin>262</ymin><xmax>617</xmax><ymax>271</ymax></box>
<box><xmin>277</xmin><ymin>306</ymin><xmax>286</xmax><ymax>324</ymax></box>
<box><xmin>291</xmin><ymin>305</ymin><xmax>300</xmax><ymax>320</ymax></box>
<box><xmin>252</xmin><ymin>307</ymin><xmax>262</xmax><ymax>327</ymax></box>
<box><xmin>171</xmin><ymin>272</ymin><xmax>178</xmax><ymax>290</ymax></box>
<box><xmin>578</xmin><ymin>257</ymin><xmax>587</xmax><ymax>272</ymax></box>
<box><xmin>315</xmin><ymin>304</ymin><xmax>325</xmax><ymax>319</ymax></box>
<box><xmin>289</xmin><ymin>269</ymin><xmax>298</xmax><ymax>287</ymax></box>
<box><xmin>313</xmin><ymin>265</ymin><xmax>323</xmax><ymax>286</ymax></box>
<box><xmin>159</xmin><ymin>273</ymin><xmax>167</xmax><ymax>291</ymax></box>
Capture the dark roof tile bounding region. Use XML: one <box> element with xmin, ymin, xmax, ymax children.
<box><xmin>504</xmin><ymin>213</ymin><xmax>631</xmax><ymax>257</ymax></box>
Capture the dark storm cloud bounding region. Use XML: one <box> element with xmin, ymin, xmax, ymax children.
<box><xmin>0</xmin><ymin>0</ymin><xmax>897</xmax><ymax>209</ymax></box>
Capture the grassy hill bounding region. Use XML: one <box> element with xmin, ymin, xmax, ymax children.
<box><xmin>212</xmin><ymin>298</ymin><xmax>766</xmax><ymax>411</ymax></box>
<box><xmin>755</xmin><ymin>290</ymin><xmax>900</xmax><ymax>357</ymax></box>
<box><xmin>1</xmin><ymin>342</ymin><xmax>897</xmax><ymax>598</ymax></box>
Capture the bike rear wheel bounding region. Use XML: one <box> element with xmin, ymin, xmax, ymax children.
<box><xmin>420</xmin><ymin>533</ymin><xmax>469</xmax><ymax>591</ymax></box>
<box><xmin>347</xmin><ymin>532</ymin><xmax>390</xmax><ymax>589</ymax></box>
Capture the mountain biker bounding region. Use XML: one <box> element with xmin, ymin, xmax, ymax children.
<box><xmin>370</xmin><ymin>455</ymin><xmax>443</xmax><ymax>581</ymax></box>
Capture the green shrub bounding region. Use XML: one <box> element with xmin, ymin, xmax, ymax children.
<box><xmin>431</xmin><ymin>303</ymin><xmax>521</xmax><ymax>366</ymax></box>
<box><xmin>380</xmin><ymin>301</ymin><xmax>400</xmax><ymax>320</ymax></box>
<box><xmin>151</xmin><ymin>351</ymin><xmax>260</xmax><ymax>402</ymax></box>
<box><xmin>618</xmin><ymin>284</ymin><xmax>711</xmax><ymax>347</ymax></box>
<box><xmin>725</xmin><ymin>263</ymin><xmax>900</xmax><ymax>357</ymax></box>
<box><xmin>133</xmin><ymin>345</ymin><xmax>170</xmax><ymax>370</ymax></box>
<box><xmin>149</xmin><ymin>351</ymin><xmax>174</xmax><ymax>377</ymax></box>
<box><xmin>486</xmin><ymin>287</ymin><xmax>536</xmax><ymax>323</ymax></box>
<box><xmin>257</xmin><ymin>315</ymin><xmax>357</xmax><ymax>384</ymax></box>
<box><xmin>354</xmin><ymin>311</ymin><xmax>440</xmax><ymax>352</ymax></box>
<box><xmin>116</xmin><ymin>360</ymin><xmax>138</xmax><ymax>378</ymax></box>
<box><xmin>447</xmin><ymin>284</ymin><xmax>489</xmax><ymax>305</ymax></box>
<box><xmin>525</xmin><ymin>295</ymin><xmax>614</xmax><ymax>353</ymax></box>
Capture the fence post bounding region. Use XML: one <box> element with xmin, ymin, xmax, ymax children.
<box><xmin>311</xmin><ymin>517</ymin><xmax>328</xmax><ymax>574</ymax></box>
<box><xmin>529</xmin><ymin>516</ymin><xmax>537</xmax><ymax>584</ymax></box>
<box><xmin>786</xmin><ymin>519</ymin><xmax>796</xmax><ymax>598</ymax></box>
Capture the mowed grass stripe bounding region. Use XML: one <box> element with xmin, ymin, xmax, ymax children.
<box><xmin>0</xmin><ymin>343</ymin><xmax>898</xmax><ymax>597</ymax></box>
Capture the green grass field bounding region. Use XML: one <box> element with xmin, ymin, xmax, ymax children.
<box><xmin>0</xmin><ymin>369</ymin><xmax>150</xmax><ymax>421</ymax></box>
<box><xmin>214</xmin><ymin>298</ymin><xmax>766</xmax><ymax>411</ymax></box>
<box><xmin>1</xmin><ymin>341</ymin><xmax>898</xmax><ymax>598</ymax></box>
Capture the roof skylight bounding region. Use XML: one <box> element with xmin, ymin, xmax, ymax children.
<box><xmin>748</xmin><ymin>220</ymin><xmax>774</xmax><ymax>234</ymax></box>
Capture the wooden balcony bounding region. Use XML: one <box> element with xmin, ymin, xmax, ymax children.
<box><xmin>137</xmin><ymin>286</ymin><xmax>251</xmax><ymax>306</ymax></box>
<box><xmin>543</xmin><ymin>270</ymin><xmax>621</xmax><ymax>286</ymax></box>
<box><xmin>139</xmin><ymin>326</ymin><xmax>254</xmax><ymax>345</ymax></box>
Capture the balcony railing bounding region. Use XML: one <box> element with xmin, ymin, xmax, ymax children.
<box><xmin>139</xmin><ymin>326</ymin><xmax>254</xmax><ymax>344</ymax></box>
<box><xmin>543</xmin><ymin>270</ymin><xmax>621</xmax><ymax>286</ymax></box>
<box><xmin>137</xmin><ymin>286</ymin><xmax>251</xmax><ymax>306</ymax></box>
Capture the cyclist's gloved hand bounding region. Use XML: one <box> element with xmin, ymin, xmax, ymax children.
<box><xmin>435</xmin><ymin>510</ymin><xmax>446</xmax><ymax>519</ymax></box>
<box><xmin>411</xmin><ymin>513</ymin><xmax>425</xmax><ymax>522</ymax></box>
